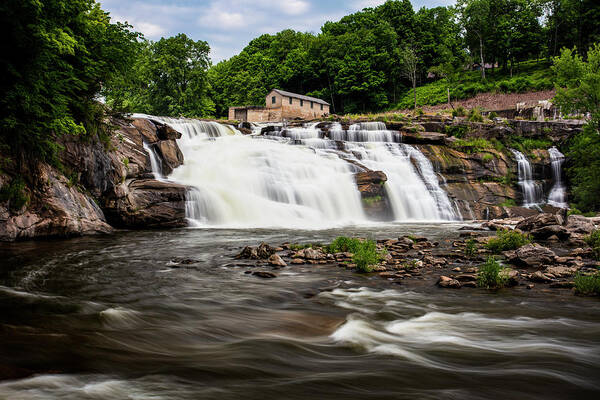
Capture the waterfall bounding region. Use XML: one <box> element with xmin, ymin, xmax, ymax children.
<box><xmin>162</xmin><ymin>119</ymin><xmax>366</xmax><ymax>228</ymax></box>
<box><xmin>547</xmin><ymin>147</ymin><xmax>568</xmax><ymax>208</ymax></box>
<box><xmin>139</xmin><ymin>116</ymin><xmax>460</xmax><ymax>226</ymax></box>
<box><xmin>344</xmin><ymin>142</ymin><xmax>458</xmax><ymax>221</ymax></box>
<box><xmin>142</xmin><ymin>141</ymin><xmax>164</xmax><ymax>180</ymax></box>
<box><xmin>511</xmin><ymin>149</ymin><xmax>543</xmax><ymax>207</ymax></box>
<box><xmin>329</xmin><ymin>122</ymin><xmax>397</xmax><ymax>142</ymax></box>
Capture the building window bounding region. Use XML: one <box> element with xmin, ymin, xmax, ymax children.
<box><xmin>272</xmin><ymin>96</ymin><xmax>276</xmax><ymax>104</ymax></box>
<box><xmin>300</xmin><ymin>100</ymin><xmax>303</xmax><ymax>107</ymax></box>
<box><xmin>289</xmin><ymin>97</ymin><xmax>293</xmax><ymax>105</ymax></box>
<box><xmin>311</xmin><ymin>101</ymin><xmax>314</xmax><ymax>109</ymax></box>
<box><xmin>320</xmin><ymin>104</ymin><xmax>323</xmax><ymax>111</ymax></box>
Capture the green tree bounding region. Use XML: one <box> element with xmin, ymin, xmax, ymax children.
<box><xmin>0</xmin><ymin>0</ymin><xmax>139</xmax><ymax>166</ymax></box>
<box><xmin>553</xmin><ymin>44</ymin><xmax>600</xmax><ymax>211</ymax></box>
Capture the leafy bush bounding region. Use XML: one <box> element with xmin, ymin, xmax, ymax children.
<box><xmin>565</xmin><ymin>123</ymin><xmax>600</xmax><ymax>213</ymax></box>
<box><xmin>0</xmin><ymin>177</ymin><xmax>30</xmax><ymax>211</ymax></box>
<box><xmin>465</xmin><ymin>239</ymin><xmax>478</xmax><ymax>258</ymax></box>
<box><xmin>452</xmin><ymin>138</ymin><xmax>494</xmax><ymax>153</ymax></box>
<box><xmin>452</xmin><ymin>105</ymin><xmax>467</xmax><ymax>117</ymax></box>
<box><xmin>477</xmin><ymin>257</ymin><xmax>509</xmax><ymax>289</ymax></box>
<box><xmin>445</xmin><ymin>124</ymin><xmax>469</xmax><ymax>138</ymax></box>
<box><xmin>488</xmin><ymin>111</ymin><xmax>498</xmax><ymax>119</ymax></box>
<box><xmin>486</xmin><ymin>229</ymin><xmax>531</xmax><ymax>253</ymax></box>
<box><xmin>573</xmin><ymin>272</ymin><xmax>600</xmax><ymax>296</ymax></box>
<box><xmin>468</xmin><ymin>108</ymin><xmax>484</xmax><ymax>122</ymax></box>
<box><xmin>585</xmin><ymin>230</ymin><xmax>600</xmax><ymax>260</ymax></box>
<box><xmin>352</xmin><ymin>239</ymin><xmax>384</xmax><ymax>273</ymax></box>
<box><xmin>326</xmin><ymin>236</ymin><xmax>362</xmax><ymax>254</ymax></box>
<box><xmin>481</xmin><ymin>153</ymin><xmax>494</xmax><ymax>163</ymax></box>
<box><xmin>289</xmin><ymin>243</ymin><xmax>318</xmax><ymax>251</ymax></box>
<box><xmin>500</xmin><ymin>199</ymin><xmax>517</xmax><ymax>207</ymax></box>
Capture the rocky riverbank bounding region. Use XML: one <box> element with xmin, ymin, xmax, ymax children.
<box><xmin>231</xmin><ymin>211</ymin><xmax>599</xmax><ymax>298</ymax></box>
<box><xmin>0</xmin><ymin>116</ymin><xmax>194</xmax><ymax>241</ymax></box>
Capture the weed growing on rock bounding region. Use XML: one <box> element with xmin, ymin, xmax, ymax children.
<box><xmin>584</xmin><ymin>230</ymin><xmax>600</xmax><ymax>260</ymax></box>
<box><xmin>486</xmin><ymin>229</ymin><xmax>531</xmax><ymax>253</ymax></box>
<box><xmin>574</xmin><ymin>271</ymin><xmax>600</xmax><ymax>295</ymax></box>
<box><xmin>477</xmin><ymin>257</ymin><xmax>509</xmax><ymax>289</ymax></box>
<box><xmin>326</xmin><ymin>236</ymin><xmax>362</xmax><ymax>254</ymax></box>
<box><xmin>352</xmin><ymin>239</ymin><xmax>383</xmax><ymax>273</ymax></box>
<box><xmin>465</xmin><ymin>239</ymin><xmax>478</xmax><ymax>258</ymax></box>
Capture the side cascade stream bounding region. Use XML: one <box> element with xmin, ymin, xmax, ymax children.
<box><xmin>510</xmin><ymin>149</ymin><xmax>543</xmax><ymax>207</ymax></box>
<box><xmin>547</xmin><ymin>147</ymin><xmax>568</xmax><ymax>208</ymax></box>
<box><xmin>138</xmin><ymin>116</ymin><xmax>460</xmax><ymax>227</ymax></box>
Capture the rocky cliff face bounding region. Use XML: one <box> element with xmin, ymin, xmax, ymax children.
<box><xmin>0</xmin><ymin>117</ymin><xmax>189</xmax><ymax>241</ymax></box>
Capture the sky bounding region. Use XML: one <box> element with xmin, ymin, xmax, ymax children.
<box><xmin>99</xmin><ymin>0</ymin><xmax>456</xmax><ymax>63</ymax></box>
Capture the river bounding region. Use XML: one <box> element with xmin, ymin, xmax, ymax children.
<box><xmin>1</xmin><ymin>224</ymin><xmax>599</xmax><ymax>399</ymax></box>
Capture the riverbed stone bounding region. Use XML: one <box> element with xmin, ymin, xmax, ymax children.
<box><xmin>437</xmin><ymin>276</ymin><xmax>461</xmax><ymax>288</ymax></box>
<box><xmin>268</xmin><ymin>254</ymin><xmax>287</xmax><ymax>267</ymax></box>
<box><xmin>504</xmin><ymin>243</ymin><xmax>556</xmax><ymax>268</ymax></box>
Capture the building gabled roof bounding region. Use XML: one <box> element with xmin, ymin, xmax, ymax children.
<box><xmin>270</xmin><ymin>89</ymin><xmax>330</xmax><ymax>106</ymax></box>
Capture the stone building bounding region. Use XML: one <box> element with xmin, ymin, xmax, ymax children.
<box><xmin>229</xmin><ymin>89</ymin><xmax>330</xmax><ymax>122</ymax></box>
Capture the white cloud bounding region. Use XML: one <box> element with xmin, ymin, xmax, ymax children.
<box><xmin>352</xmin><ymin>0</ymin><xmax>387</xmax><ymax>9</ymax></box>
<box><xmin>135</xmin><ymin>21</ymin><xmax>168</xmax><ymax>38</ymax></box>
<box><xmin>279</xmin><ymin>0</ymin><xmax>310</xmax><ymax>15</ymax></box>
<box><xmin>199</xmin><ymin>11</ymin><xmax>246</xmax><ymax>29</ymax></box>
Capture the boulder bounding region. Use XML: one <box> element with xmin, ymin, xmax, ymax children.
<box><xmin>153</xmin><ymin>120</ymin><xmax>182</xmax><ymax>140</ymax></box>
<box><xmin>155</xmin><ymin>140</ymin><xmax>184</xmax><ymax>175</ymax></box>
<box><xmin>504</xmin><ymin>243</ymin><xmax>556</xmax><ymax>268</ymax></box>
<box><xmin>132</xmin><ymin>118</ymin><xmax>159</xmax><ymax>143</ymax></box>
<box><xmin>529</xmin><ymin>224</ymin><xmax>571</xmax><ymax>240</ymax></box>
<box><xmin>257</xmin><ymin>243</ymin><xmax>276</xmax><ymax>259</ymax></box>
<box><xmin>437</xmin><ymin>276</ymin><xmax>461</xmax><ymax>288</ymax></box>
<box><xmin>566</xmin><ymin>215</ymin><xmax>596</xmax><ymax>235</ymax></box>
<box><xmin>252</xmin><ymin>271</ymin><xmax>277</xmax><ymax>279</ymax></box>
<box><xmin>303</xmin><ymin>247</ymin><xmax>326</xmax><ymax>260</ymax></box>
<box><xmin>268</xmin><ymin>254</ymin><xmax>287</xmax><ymax>267</ymax></box>
<box><xmin>544</xmin><ymin>265</ymin><xmax>579</xmax><ymax>278</ymax></box>
<box><xmin>103</xmin><ymin>179</ymin><xmax>188</xmax><ymax>228</ymax></box>
<box><xmin>528</xmin><ymin>271</ymin><xmax>554</xmax><ymax>283</ymax></box>
<box><xmin>516</xmin><ymin>213</ymin><xmax>565</xmax><ymax>232</ymax></box>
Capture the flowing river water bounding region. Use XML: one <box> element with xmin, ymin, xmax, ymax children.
<box><xmin>1</xmin><ymin>225</ymin><xmax>599</xmax><ymax>399</ymax></box>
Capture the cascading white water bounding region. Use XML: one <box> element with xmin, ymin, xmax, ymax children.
<box><xmin>329</xmin><ymin>122</ymin><xmax>397</xmax><ymax>142</ymax></box>
<box><xmin>141</xmin><ymin>116</ymin><xmax>460</xmax><ymax>225</ymax></box>
<box><xmin>547</xmin><ymin>147</ymin><xmax>568</xmax><ymax>208</ymax></box>
<box><xmin>164</xmin><ymin>120</ymin><xmax>365</xmax><ymax>228</ymax></box>
<box><xmin>345</xmin><ymin>142</ymin><xmax>457</xmax><ymax>221</ymax></box>
<box><xmin>142</xmin><ymin>141</ymin><xmax>164</xmax><ymax>180</ymax></box>
<box><xmin>511</xmin><ymin>149</ymin><xmax>543</xmax><ymax>207</ymax></box>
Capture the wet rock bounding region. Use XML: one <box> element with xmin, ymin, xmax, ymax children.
<box><xmin>132</xmin><ymin>118</ymin><xmax>159</xmax><ymax>143</ymax></box>
<box><xmin>170</xmin><ymin>257</ymin><xmax>199</xmax><ymax>265</ymax></box>
<box><xmin>303</xmin><ymin>247</ymin><xmax>326</xmax><ymax>260</ymax></box>
<box><xmin>527</xmin><ymin>284</ymin><xmax>534</xmax><ymax>289</ymax></box>
<box><xmin>237</xmin><ymin>246</ymin><xmax>258</xmax><ymax>259</ymax></box>
<box><xmin>155</xmin><ymin>140</ymin><xmax>184</xmax><ymax>175</ymax></box>
<box><xmin>252</xmin><ymin>271</ymin><xmax>277</xmax><ymax>279</ymax></box>
<box><xmin>437</xmin><ymin>276</ymin><xmax>461</xmax><ymax>288</ymax></box>
<box><xmin>505</xmin><ymin>269</ymin><xmax>520</xmax><ymax>286</ymax></box>
<box><xmin>153</xmin><ymin>120</ymin><xmax>182</xmax><ymax>140</ymax></box>
<box><xmin>454</xmin><ymin>274</ymin><xmax>477</xmax><ymax>282</ymax></box>
<box><xmin>268</xmin><ymin>254</ymin><xmax>287</xmax><ymax>267</ymax></box>
<box><xmin>504</xmin><ymin>244</ymin><xmax>556</xmax><ymax>268</ymax></box>
<box><xmin>530</xmin><ymin>225</ymin><xmax>570</xmax><ymax>240</ymax></box>
<box><xmin>544</xmin><ymin>265</ymin><xmax>579</xmax><ymax>278</ymax></box>
<box><xmin>528</xmin><ymin>271</ymin><xmax>554</xmax><ymax>283</ymax></box>
<box><xmin>257</xmin><ymin>242</ymin><xmax>276</xmax><ymax>259</ymax></box>
<box><xmin>291</xmin><ymin>258</ymin><xmax>305</xmax><ymax>265</ymax></box>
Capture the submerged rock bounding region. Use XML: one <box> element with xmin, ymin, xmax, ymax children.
<box><xmin>437</xmin><ymin>276</ymin><xmax>461</xmax><ymax>289</ymax></box>
<box><xmin>252</xmin><ymin>271</ymin><xmax>277</xmax><ymax>279</ymax></box>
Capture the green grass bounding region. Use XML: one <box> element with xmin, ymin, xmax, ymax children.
<box><xmin>585</xmin><ymin>230</ymin><xmax>600</xmax><ymax>261</ymax></box>
<box><xmin>486</xmin><ymin>229</ymin><xmax>531</xmax><ymax>253</ymax></box>
<box><xmin>481</xmin><ymin>153</ymin><xmax>494</xmax><ymax>163</ymax></box>
<box><xmin>477</xmin><ymin>257</ymin><xmax>510</xmax><ymax>289</ymax></box>
<box><xmin>574</xmin><ymin>271</ymin><xmax>600</xmax><ymax>295</ymax></box>
<box><xmin>394</xmin><ymin>60</ymin><xmax>553</xmax><ymax>109</ymax></box>
<box><xmin>289</xmin><ymin>243</ymin><xmax>319</xmax><ymax>251</ymax></box>
<box><xmin>326</xmin><ymin>236</ymin><xmax>362</xmax><ymax>254</ymax></box>
<box><xmin>444</xmin><ymin>124</ymin><xmax>469</xmax><ymax>138</ymax></box>
<box><xmin>506</xmin><ymin>135</ymin><xmax>553</xmax><ymax>155</ymax></box>
<box><xmin>451</xmin><ymin>138</ymin><xmax>496</xmax><ymax>153</ymax></box>
<box><xmin>500</xmin><ymin>198</ymin><xmax>517</xmax><ymax>207</ymax></box>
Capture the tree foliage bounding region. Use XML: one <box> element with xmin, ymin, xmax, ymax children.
<box><xmin>553</xmin><ymin>45</ymin><xmax>600</xmax><ymax>212</ymax></box>
<box><xmin>0</xmin><ymin>0</ymin><xmax>140</xmax><ymax>165</ymax></box>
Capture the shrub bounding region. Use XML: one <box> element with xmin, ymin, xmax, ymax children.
<box><xmin>500</xmin><ymin>198</ymin><xmax>517</xmax><ymax>207</ymax></box>
<box><xmin>452</xmin><ymin>138</ymin><xmax>494</xmax><ymax>153</ymax></box>
<box><xmin>488</xmin><ymin>111</ymin><xmax>498</xmax><ymax>119</ymax></box>
<box><xmin>477</xmin><ymin>257</ymin><xmax>509</xmax><ymax>289</ymax></box>
<box><xmin>0</xmin><ymin>177</ymin><xmax>30</xmax><ymax>211</ymax></box>
<box><xmin>352</xmin><ymin>239</ymin><xmax>384</xmax><ymax>273</ymax></box>
<box><xmin>481</xmin><ymin>153</ymin><xmax>494</xmax><ymax>163</ymax></box>
<box><xmin>326</xmin><ymin>236</ymin><xmax>362</xmax><ymax>254</ymax></box>
<box><xmin>465</xmin><ymin>239</ymin><xmax>478</xmax><ymax>258</ymax></box>
<box><xmin>486</xmin><ymin>229</ymin><xmax>531</xmax><ymax>253</ymax></box>
<box><xmin>445</xmin><ymin>124</ymin><xmax>469</xmax><ymax>138</ymax></box>
<box><xmin>468</xmin><ymin>108</ymin><xmax>484</xmax><ymax>122</ymax></box>
<box><xmin>574</xmin><ymin>271</ymin><xmax>600</xmax><ymax>295</ymax></box>
<box><xmin>452</xmin><ymin>105</ymin><xmax>466</xmax><ymax>117</ymax></box>
<box><xmin>416</xmin><ymin>107</ymin><xmax>424</xmax><ymax>116</ymax></box>
<box><xmin>585</xmin><ymin>230</ymin><xmax>600</xmax><ymax>260</ymax></box>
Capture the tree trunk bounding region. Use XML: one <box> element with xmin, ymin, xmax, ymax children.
<box><xmin>413</xmin><ymin>78</ymin><xmax>417</xmax><ymax>110</ymax></box>
<box><xmin>479</xmin><ymin>34</ymin><xmax>485</xmax><ymax>80</ymax></box>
